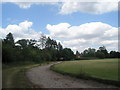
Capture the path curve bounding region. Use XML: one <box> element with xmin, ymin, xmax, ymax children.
<box><xmin>27</xmin><ymin>62</ymin><xmax>117</xmax><ymax>88</ymax></box>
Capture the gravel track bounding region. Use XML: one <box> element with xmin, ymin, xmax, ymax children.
<box><xmin>27</xmin><ymin>63</ymin><xmax>118</xmax><ymax>88</ymax></box>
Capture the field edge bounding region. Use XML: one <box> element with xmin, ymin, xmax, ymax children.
<box><xmin>50</xmin><ymin>60</ymin><xmax>120</xmax><ymax>87</ymax></box>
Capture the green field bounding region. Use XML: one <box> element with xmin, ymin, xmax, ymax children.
<box><xmin>51</xmin><ymin>59</ymin><xmax>119</xmax><ymax>81</ymax></box>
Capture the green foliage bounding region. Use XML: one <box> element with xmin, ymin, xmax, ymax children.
<box><xmin>2</xmin><ymin>33</ymin><xmax>75</xmax><ymax>63</ymax></box>
<box><xmin>38</xmin><ymin>34</ymin><xmax>46</xmax><ymax>49</ymax></box>
<box><xmin>99</xmin><ymin>46</ymin><xmax>108</xmax><ymax>58</ymax></box>
<box><xmin>45</xmin><ymin>37</ymin><xmax>57</xmax><ymax>49</ymax></box>
<box><xmin>16</xmin><ymin>39</ymin><xmax>28</xmax><ymax>49</ymax></box>
<box><xmin>81</xmin><ymin>46</ymin><xmax>118</xmax><ymax>59</ymax></box>
<box><xmin>57</xmin><ymin>42</ymin><xmax>63</xmax><ymax>51</ymax></box>
<box><xmin>2</xmin><ymin>44</ymin><xmax>16</xmax><ymax>63</ymax></box>
<box><xmin>83</xmin><ymin>48</ymin><xmax>96</xmax><ymax>57</ymax></box>
<box><xmin>3</xmin><ymin>33</ymin><xmax>119</xmax><ymax>64</ymax></box>
<box><xmin>4</xmin><ymin>32</ymin><xmax>14</xmax><ymax>47</ymax></box>
<box><xmin>109</xmin><ymin>51</ymin><xmax>120</xmax><ymax>58</ymax></box>
<box><xmin>61</xmin><ymin>48</ymin><xmax>75</xmax><ymax>60</ymax></box>
<box><xmin>95</xmin><ymin>50</ymin><xmax>105</xmax><ymax>59</ymax></box>
<box><xmin>2</xmin><ymin>33</ymin><xmax>16</xmax><ymax>63</ymax></box>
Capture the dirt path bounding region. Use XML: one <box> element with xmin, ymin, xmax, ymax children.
<box><xmin>27</xmin><ymin>63</ymin><xmax>118</xmax><ymax>88</ymax></box>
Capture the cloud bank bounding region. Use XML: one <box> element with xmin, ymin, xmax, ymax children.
<box><xmin>0</xmin><ymin>20</ymin><xmax>42</xmax><ymax>41</ymax></box>
<box><xmin>46</xmin><ymin>22</ymin><xmax>118</xmax><ymax>52</ymax></box>
<box><xmin>59</xmin><ymin>2</ymin><xmax>118</xmax><ymax>14</ymax></box>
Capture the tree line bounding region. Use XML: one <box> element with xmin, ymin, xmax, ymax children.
<box><xmin>76</xmin><ymin>46</ymin><xmax>120</xmax><ymax>59</ymax></box>
<box><xmin>2</xmin><ymin>33</ymin><xmax>75</xmax><ymax>63</ymax></box>
<box><xmin>2</xmin><ymin>33</ymin><xmax>119</xmax><ymax>63</ymax></box>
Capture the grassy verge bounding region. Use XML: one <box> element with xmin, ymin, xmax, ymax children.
<box><xmin>2</xmin><ymin>61</ymin><xmax>55</xmax><ymax>88</ymax></box>
<box><xmin>51</xmin><ymin>59</ymin><xmax>120</xmax><ymax>86</ymax></box>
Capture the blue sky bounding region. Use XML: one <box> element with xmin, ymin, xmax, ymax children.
<box><xmin>1</xmin><ymin>2</ymin><xmax>118</xmax><ymax>52</ymax></box>
<box><xmin>2</xmin><ymin>3</ymin><xmax>118</xmax><ymax>32</ymax></box>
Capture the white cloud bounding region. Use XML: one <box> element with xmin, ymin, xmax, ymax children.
<box><xmin>59</xmin><ymin>1</ymin><xmax>118</xmax><ymax>14</ymax></box>
<box><xmin>2</xmin><ymin>0</ymin><xmax>118</xmax><ymax>14</ymax></box>
<box><xmin>46</xmin><ymin>22</ymin><xmax>118</xmax><ymax>52</ymax></box>
<box><xmin>63</xmin><ymin>39</ymin><xmax>86</xmax><ymax>47</ymax></box>
<box><xmin>104</xmin><ymin>27</ymin><xmax>118</xmax><ymax>37</ymax></box>
<box><xmin>47</xmin><ymin>22</ymin><xmax>117</xmax><ymax>39</ymax></box>
<box><xmin>46</xmin><ymin>23</ymin><xmax>71</xmax><ymax>38</ymax></box>
<box><xmin>14</xmin><ymin>2</ymin><xmax>34</xmax><ymax>9</ymax></box>
<box><xmin>19</xmin><ymin>20</ymin><xmax>33</xmax><ymax>30</ymax></box>
<box><xmin>10</xmin><ymin>2</ymin><xmax>58</xmax><ymax>9</ymax></box>
<box><xmin>0</xmin><ymin>20</ymin><xmax>42</xmax><ymax>42</ymax></box>
<box><xmin>100</xmin><ymin>40</ymin><xmax>118</xmax><ymax>45</ymax></box>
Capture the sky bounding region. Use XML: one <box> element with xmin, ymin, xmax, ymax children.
<box><xmin>0</xmin><ymin>1</ymin><xmax>119</xmax><ymax>52</ymax></box>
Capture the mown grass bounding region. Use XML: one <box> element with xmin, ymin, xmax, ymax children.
<box><xmin>2</xmin><ymin>61</ymin><xmax>55</xmax><ymax>88</ymax></box>
<box><xmin>51</xmin><ymin>59</ymin><xmax>119</xmax><ymax>82</ymax></box>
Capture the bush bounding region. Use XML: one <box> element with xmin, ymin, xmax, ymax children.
<box><xmin>96</xmin><ymin>52</ymin><xmax>105</xmax><ymax>59</ymax></box>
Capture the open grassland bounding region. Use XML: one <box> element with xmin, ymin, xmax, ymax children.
<box><xmin>2</xmin><ymin>61</ymin><xmax>54</xmax><ymax>88</ymax></box>
<box><xmin>51</xmin><ymin>59</ymin><xmax>119</xmax><ymax>82</ymax></box>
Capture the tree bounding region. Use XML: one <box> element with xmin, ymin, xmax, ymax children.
<box><xmin>99</xmin><ymin>46</ymin><xmax>108</xmax><ymax>58</ymax></box>
<box><xmin>76</xmin><ymin>51</ymin><xmax>81</xmax><ymax>58</ymax></box>
<box><xmin>96</xmin><ymin>50</ymin><xmax>105</xmax><ymax>59</ymax></box>
<box><xmin>29</xmin><ymin>39</ymin><xmax>37</xmax><ymax>47</ymax></box>
<box><xmin>45</xmin><ymin>37</ymin><xmax>58</xmax><ymax>49</ymax></box>
<box><xmin>117</xmin><ymin>52</ymin><xmax>120</xmax><ymax>58</ymax></box>
<box><xmin>83</xmin><ymin>49</ymin><xmax>89</xmax><ymax>57</ymax></box>
<box><xmin>56</xmin><ymin>42</ymin><xmax>63</xmax><ymax>60</ymax></box>
<box><xmin>2</xmin><ymin>33</ymin><xmax>16</xmax><ymax>63</ymax></box>
<box><xmin>2</xmin><ymin>43</ymin><xmax>16</xmax><ymax>63</ymax></box>
<box><xmin>82</xmin><ymin>48</ymin><xmax>96</xmax><ymax>57</ymax></box>
<box><xmin>39</xmin><ymin>34</ymin><xmax>46</xmax><ymax>49</ymax></box>
<box><xmin>45</xmin><ymin>37</ymin><xmax>51</xmax><ymax>48</ymax></box>
<box><xmin>109</xmin><ymin>51</ymin><xmax>120</xmax><ymax>58</ymax></box>
<box><xmin>4</xmin><ymin>33</ymin><xmax>14</xmax><ymax>47</ymax></box>
<box><xmin>52</xmin><ymin>40</ymin><xmax>57</xmax><ymax>49</ymax></box>
<box><xmin>16</xmin><ymin>39</ymin><xmax>29</xmax><ymax>49</ymax></box>
<box><xmin>57</xmin><ymin>42</ymin><xmax>63</xmax><ymax>51</ymax></box>
<box><xmin>2</xmin><ymin>33</ymin><xmax>60</xmax><ymax>63</ymax></box>
<box><xmin>62</xmin><ymin>48</ymin><xmax>75</xmax><ymax>60</ymax></box>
